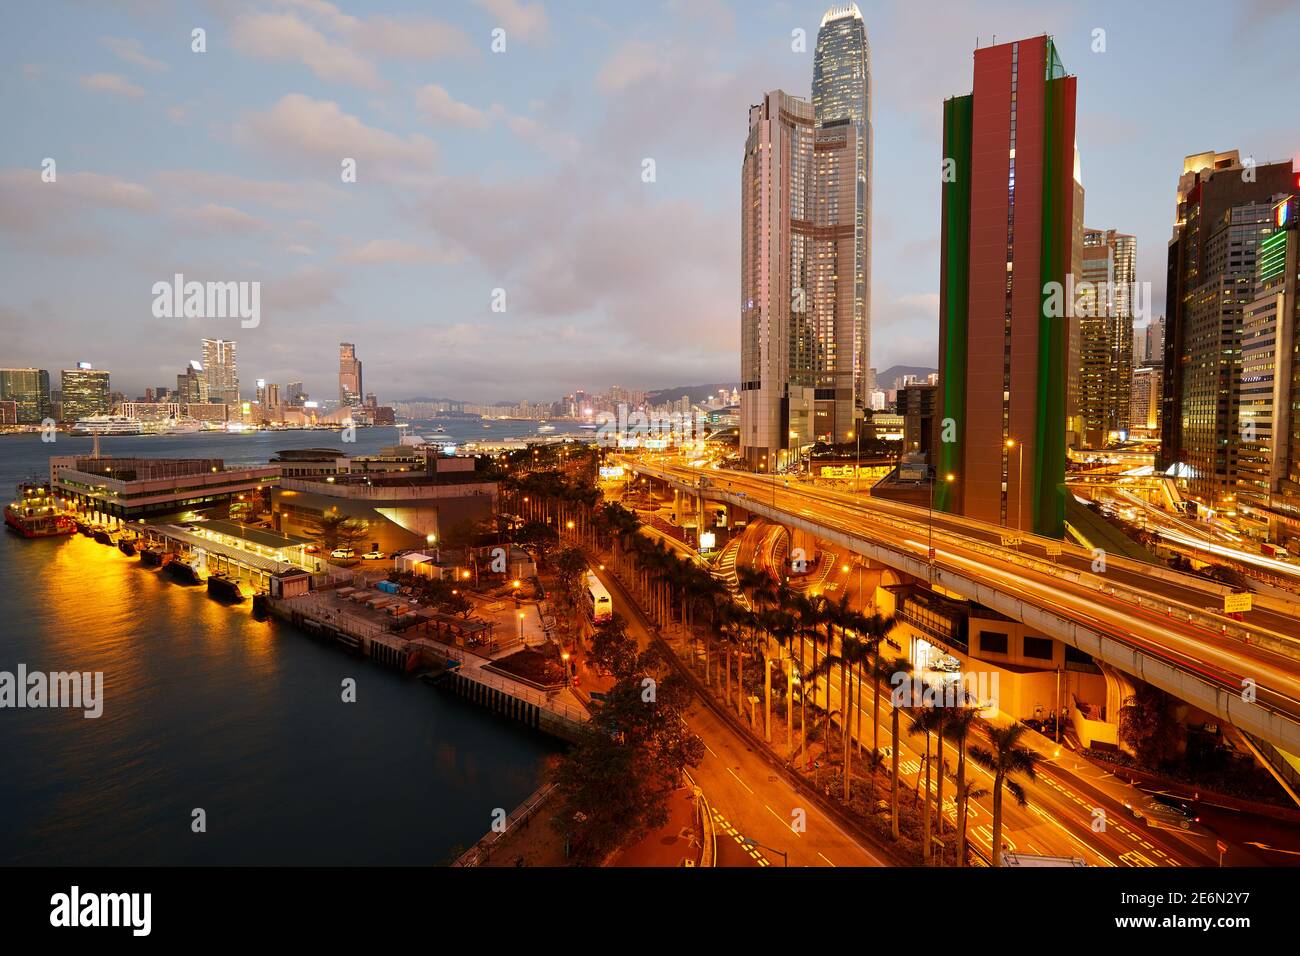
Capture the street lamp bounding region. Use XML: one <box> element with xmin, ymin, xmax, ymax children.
<box><xmin>518</xmin><ymin>610</ymin><xmax>526</xmax><ymax>644</ymax></box>
<box><xmin>1006</xmin><ymin>438</ymin><xmax>1024</xmax><ymax>546</ymax></box>
<box><xmin>848</xmin><ymin>427</ymin><xmax>862</xmax><ymax>493</ymax></box>
<box><xmin>930</xmin><ymin>473</ymin><xmax>955</xmax><ymax>582</ymax></box>
<box><xmin>561</xmin><ymin>650</ymin><xmax>571</xmax><ymax>686</ymax></box>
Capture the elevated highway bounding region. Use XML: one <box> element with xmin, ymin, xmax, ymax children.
<box><xmin>617</xmin><ymin>457</ymin><xmax>1300</xmax><ymax>754</ymax></box>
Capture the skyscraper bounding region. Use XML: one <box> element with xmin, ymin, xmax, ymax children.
<box><xmin>60</xmin><ymin>365</ymin><xmax>110</xmax><ymax>421</ymax></box>
<box><xmin>740</xmin><ymin>4</ymin><xmax>871</xmax><ymax>469</ymax></box>
<box><xmin>201</xmin><ymin>338</ymin><xmax>239</xmax><ymax>405</ymax></box>
<box><xmin>1237</xmin><ymin>196</ymin><xmax>1300</xmax><ymax>544</ymax></box>
<box><xmin>176</xmin><ymin>361</ymin><xmax>208</xmax><ymax>404</ymax></box>
<box><xmin>1129</xmin><ymin>365</ymin><xmax>1162</xmax><ymax>435</ymax></box>
<box><xmin>813</xmin><ymin>3</ymin><xmax>872</xmax><ymax>409</ymax></box>
<box><xmin>936</xmin><ymin>36</ymin><xmax>1077</xmax><ymax>538</ymax></box>
<box><xmin>1160</xmin><ymin>150</ymin><xmax>1296</xmax><ymax>504</ymax></box>
<box><xmin>339</xmin><ymin>343</ymin><xmax>363</xmax><ymax>409</ymax></box>
<box><xmin>1078</xmin><ymin>228</ymin><xmax>1136</xmax><ymax>446</ymax></box>
<box><xmin>0</xmin><ymin>368</ymin><xmax>51</xmax><ymax>424</ymax></box>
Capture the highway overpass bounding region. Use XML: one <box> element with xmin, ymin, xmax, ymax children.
<box><xmin>618</xmin><ymin>457</ymin><xmax>1300</xmax><ymax>755</ymax></box>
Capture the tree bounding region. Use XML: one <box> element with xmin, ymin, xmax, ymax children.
<box><xmin>886</xmin><ymin>655</ymin><xmax>912</xmax><ymax>841</ymax></box>
<box><xmin>1118</xmin><ymin>683</ymin><xmax>1181</xmax><ymax>769</ymax></box>
<box><xmin>968</xmin><ymin>723</ymin><xmax>1042</xmax><ymax>867</ymax></box>
<box><xmin>943</xmin><ymin>704</ymin><xmax>980</xmax><ymax>866</ymax></box>
<box><xmin>551</xmin><ymin>647</ymin><xmax>704</xmax><ymax>864</ymax></box>
<box><xmin>517</xmin><ymin>520</ymin><xmax>559</xmax><ymax>569</ymax></box>
<box><xmin>589</xmin><ymin>615</ymin><xmax>638</xmax><ymax>679</ymax></box>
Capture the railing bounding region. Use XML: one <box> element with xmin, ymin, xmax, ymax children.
<box><xmin>452</xmin><ymin>782</ymin><xmax>558</xmax><ymax>867</ymax></box>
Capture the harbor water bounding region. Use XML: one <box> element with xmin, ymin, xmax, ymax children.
<box><xmin>0</xmin><ymin>425</ymin><xmax>560</xmax><ymax>865</ymax></box>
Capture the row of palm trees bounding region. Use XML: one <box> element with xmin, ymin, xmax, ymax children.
<box><xmin>517</xmin><ymin>475</ymin><xmax>1043</xmax><ymax>866</ymax></box>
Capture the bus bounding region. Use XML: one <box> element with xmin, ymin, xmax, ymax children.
<box><xmin>585</xmin><ymin>571</ymin><xmax>613</xmax><ymax>624</ymax></box>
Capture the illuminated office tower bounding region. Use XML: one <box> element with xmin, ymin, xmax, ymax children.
<box><xmin>1078</xmin><ymin>228</ymin><xmax>1136</xmax><ymax>447</ymax></box>
<box><xmin>1238</xmin><ymin>196</ymin><xmax>1300</xmax><ymax>544</ymax></box>
<box><xmin>936</xmin><ymin>36</ymin><xmax>1078</xmax><ymax>537</ymax></box>
<box><xmin>813</xmin><ymin>3</ymin><xmax>872</xmax><ymax>410</ymax></box>
<box><xmin>60</xmin><ymin>364</ymin><xmax>110</xmax><ymax>421</ymax></box>
<box><xmin>1160</xmin><ymin>151</ymin><xmax>1296</xmax><ymax>505</ymax></box>
<box><xmin>339</xmin><ymin>343</ymin><xmax>363</xmax><ymax>409</ymax></box>
<box><xmin>0</xmin><ymin>368</ymin><xmax>51</xmax><ymax>424</ymax></box>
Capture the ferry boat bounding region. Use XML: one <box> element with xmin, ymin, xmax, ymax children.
<box><xmin>537</xmin><ymin>423</ymin><xmax>556</xmax><ymax>434</ymax></box>
<box><xmin>71</xmin><ymin>414</ymin><xmax>143</xmax><ymax>436</ymax></box>
<box><xmin>164</xmin><ymin>558</ymin><xmax>204</xmax><ymax>586</ymax></box>
<box><xmin>207</xmin><ymin>573</ymin><xmax>245</xmax><ymax>603</ymax></box>
<box><xmin>4</xmin><ymin>482</ymin><xmax>75</xmax><ymax>537</ymax></box>
<box><xmin>117</xmin><ymin>536</ymin><xmax>138</xmax><ymax>557</ymax></box>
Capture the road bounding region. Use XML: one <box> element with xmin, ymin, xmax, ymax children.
<box><xmin>621</xmin><ymin>459</ymin><xmax>1300</xmax><ymax>745</ymax></box>
<box><xmin>590</xmin><ymin>560</ymin><xmax>889</xmax><ymax>867</ymax></box>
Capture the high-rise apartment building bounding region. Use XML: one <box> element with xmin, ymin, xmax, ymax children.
<box><xmin>60</xmin><ymin>365</ymin><xmax>110</xmax><ymax>421</ymax></box>
<box><xmin>1160</xmin><ymin>150</ymin><xmax>1296</xmax><ymax>506</ymax></box>
<box><xmin>0</xmin><ymin>368</ymin><xmax>51</xmax><ymax>424</ymax></box>
<box><xmin>286</xmin><ymin>382</ymin><xmax>305</xmax><ymax>406</ymax></box>
<box><xmin>740</xmin><ymin>4</ymin><xmax>871</xmax><ymax>469</ymax></box>
<box><xmin>936</xmin><ymin>35</ymin><xmax>1077</xmax><ymax>538</ymax></box>
<box><xmin>339</xmin><ymin>343</ymin><xmax>363</xmax><ymax>409</ymax></box>
<box><xmin>201</xmin><ymin>338</ymin><xmax>239</xmax><ymax>405</ymax></box>
<box><xmin>1078</xmin><ymin>228</ymin><xmax>1136</xmax><ymax>446</ymax></box>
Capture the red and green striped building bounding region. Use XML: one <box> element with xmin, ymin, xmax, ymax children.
<box><xmin>936</xmin><ymin>35</ymin><xmax>1076</xmax><ymax>539</ymax></box>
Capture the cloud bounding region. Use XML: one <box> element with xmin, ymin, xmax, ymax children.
<box><xmin>342</xmin><ymin>238</ymin><xmax>461</xmax><ymax>265</ymax></box>
<box><xmin>415</xmin><ymin>84</ymin><xmax>490</xmax><ymax>129</ymax></box>
<box><xmin>235</xmin><ymin>94</ymin><xmax>437</xmax><ymax>182</ymax></box>
<box><xmin>231</xmin><ymin>12</ymin><xmax>382</xmax><ymax>90</ymax></box>
<box><xmin>260</xmin><ymin>265</ymin><xmax>345</xmax><ymax>313</ymax></box>
<box><xmin>79</xmin><ymin>72</ymin><xmax>146</xmax><ymax>98</ymax></box>
<box><xmin>411</xmin><ymin>86</ymin><xmax>581</xmax><ymax>159</ymax></box>
<box><xmin>474</xmin><ymin>0</ymin><xmax>549</xmax><ymax>43</ymax></box>
<box><xmin>174</xmin><ymin>203</ymin><xmax>267</xmax><ymax>234</ymax></box>
<box><xmin>0</xmin><ymin>169</ymin><xmax>155</xmax><ymax>257</ymax></box>
<box><xmin>352</xmin><ymin>16</ymin><xmax>475</xmax><ymax>59</ymax></box>
<box><xmin>153</xmin><ymin>170</ymin><xmax>344</xmax><ymax>213</ymax></box>
<box><xmin>100</xmin><ymin>36</ymin><xmax>169</xmax><ymax>72</ymax></box>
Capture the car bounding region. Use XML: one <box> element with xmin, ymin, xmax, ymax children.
<box><xmin>304</xmin><ymin>544</ymin><xmax>320</xmax><ymax>554</ymax></box>
<box><xmin>1126</xmin><ymin>795</ymin><xmax>1199</xmax><ymax>830</ymax></box>
<box><xmin>360</xmin><ymin>550</ymin><xmax>387</xmax><ymax>560</ymax></box>
<box><xmin>330</xmin><ymin>547</ymin><xmax>355</xmax><ymax>559</ymax></box>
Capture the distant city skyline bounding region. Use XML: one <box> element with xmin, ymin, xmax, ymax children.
<box><xmin>2</xmin><ymin>1</ymin><xmax>1298</xmax><ymax>402</ymax></box>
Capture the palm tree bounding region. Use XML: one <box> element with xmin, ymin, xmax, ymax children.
<box><xmin>838</xmin><ymin>633</ymin><xmax>871</xmax><ymax>800</ymax></box>
<box><xmin>855</xmin><ymin>612</ymin><xmax>897</xmax><ymax>764</ymax></box>
<box><xmin>943</xmin><ymin>704</ymin><xmax>981</xmax><ymax>867</ymax></box>
<box><xmin>886</xmin><ymin>655</ymin><xmax>912</xmax><ymax>841</ymax></box>
<box><xmin>968</xmin><ymin>723</ymin><xmax>1042</xmax><ymax>867</ymax></box>
<box><xmin>907</xmin><ymin>705</ymin><xmax>944</xmax><ymax>862</ymax></box>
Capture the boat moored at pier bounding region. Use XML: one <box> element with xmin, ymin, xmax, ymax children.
<box><xmin>4</xmin><ymin>482</ymin><xmax>75</xmax><ymax>538</ymax></box>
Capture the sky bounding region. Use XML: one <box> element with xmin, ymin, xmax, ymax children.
<box><xmin>1</xmin><ymin>0</ymin><xmax>1297</xmax><ymax>404</ymax></box>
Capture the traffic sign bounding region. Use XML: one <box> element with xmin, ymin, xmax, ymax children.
<box><xmin>1223</xmin><ymin>592</ymin><xmax>1253</xmax><ymax>614</ymax></box>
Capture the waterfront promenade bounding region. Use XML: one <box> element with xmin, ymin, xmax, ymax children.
<box><xmin>270</xmin><ymin>586</ymin><xmax>590</xmax><ymax>739</ymax></box>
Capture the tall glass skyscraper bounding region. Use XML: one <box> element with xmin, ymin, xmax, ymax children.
<box><xmin>813</xmin><ymin>4</ymin><xmax>871</xmax><ymax>409</ymax></box>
